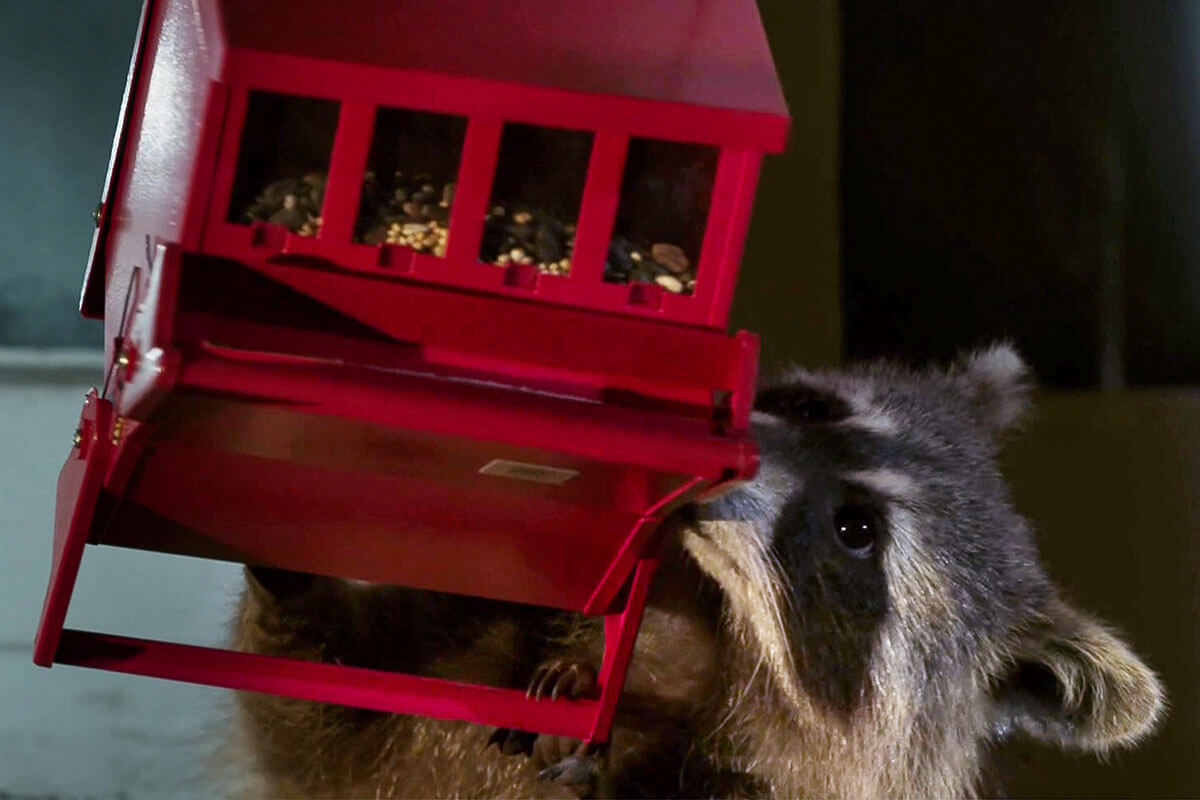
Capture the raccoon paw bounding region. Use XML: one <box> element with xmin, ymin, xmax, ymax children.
<box><xmin>527</xmin><ymin>662</ymin><xmax>602</xmax><ymax>795</ymax></box>
<box><xmin>487</xmin><ymin>729</ymin><xmax>604</xmax><ymax>796</ymax></box>
<box><xmin>527</xmin><ymin>659</ymin><xmax>597</xmax><ymax>701</ymax></box>
<box><xmin>536</xmin><ymin>746</ymin><xmax>603</xmax><ymax>798</ymax></box>
<box><xmin>489</xmin><ymin>662</ymin><xmax>603</xmax><ymax>793</ymax></box>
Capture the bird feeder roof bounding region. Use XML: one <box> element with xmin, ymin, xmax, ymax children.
<box><xmin>208</xmin><ymin>0</ymin><xmax>788</xmax><ymax>125</ymax></box>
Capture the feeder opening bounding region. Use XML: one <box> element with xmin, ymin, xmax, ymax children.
<box><xmin>229</xmin><ymin>91</ymin><xmax>340</xmax><ymax>236</ymax></box>
<box><xmin>355</xmin><ymin>108</ymin><xmax>468</xmax><ymax>254</ymax></box>
<box><xmin>604</xmin><ymin>139</ymin><xmax>719</xmax><ymax>296</ymax></box>
<box><xmin>479</xmin><ymin>123</ymin><xmax>593</xmax><ymax>277</ymax></box>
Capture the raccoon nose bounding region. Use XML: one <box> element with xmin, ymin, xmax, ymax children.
<box><xmin>695</xmin><ymin>482</ymin><xmax>764</xmax><ymax>522</ymax></box>
<box><xmin>695</xmin><ymin>491</ymin><xmax>740</xmax><ymax>521</ymax></box>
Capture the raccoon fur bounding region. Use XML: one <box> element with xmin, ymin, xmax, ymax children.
<box><xmin>230</xmin><ymin>343</ymin><xmax>1164</xmax><ymax>798</ymax></box>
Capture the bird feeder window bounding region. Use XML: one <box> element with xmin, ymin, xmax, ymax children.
<box><xmin>228</xmin><ymin>91</ymin><xmax>340</xmax><ymax>236</ymax></box>
<box><xmin>479</xmin><ymin>123</ymin><xmax>593</xmax><ymax>277</ymax></box>
<box><xmin>604</xmin><ymin>138</ymin><xmax>719</xmax><ymax>296</ymax></box>
<box><xmin>354</xmin><ymin>107</ymin><xmax>468</xmax><ymax>255</ymax></box>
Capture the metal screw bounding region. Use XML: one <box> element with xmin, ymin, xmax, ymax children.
<box><xmin>72</xmin><ymin>429</ymin><xmax>83</xmax><ymax>448</ymax></box>
<box><xmin>92</xmin><ymin>202</ymin><xmax>103</xmax><ymax>227</ymax></box>
<box><xmin>117</xmin><ymin>350</ymin><xmax>131</xmax><ymax>369</ymax></box>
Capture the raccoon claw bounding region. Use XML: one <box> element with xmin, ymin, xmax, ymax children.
<box><xmin>538</xmin><ymin>752</ymin><xmax>602</xmax><ymax>797</ymax></box>
<box><xmin>499</xmin><ymin>661</ymin><xmax>603</xmax><ymax>793</ymax></box>
<box><xmin>526</xmin><ymin>660</ymin><xmax>597</xmax><ymax>701</ymax></box>
<box><xmin>486</xmin><ymin>727</ymin><xmax>536</xmax><ymax>756</ymax></box>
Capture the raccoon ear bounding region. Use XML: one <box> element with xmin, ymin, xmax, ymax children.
<box><xmin>950</xmin><ymin>342</ymin><xmax>1032</xmax><ymax>433</ymax></box>
<box><xmin>989</xmin><ymin>598</ymin><xmax>1165</xmax><ymax>752</ymax></box>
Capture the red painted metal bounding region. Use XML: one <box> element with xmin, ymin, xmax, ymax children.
<box><xmin>444</xmin><ymin>118</ymin><xmax>503</xmax><ymax>266</ymax></box>
<box><xmin>34</xmin><ymin>392</ymin><xmax>114</xmax><ymax>667</ymax></box>
<box><xmin>81</xmin><ymin>0</ymin><xmax>155</xmax><ymax>318</ymax></box>
<box><xmin>320</xmin><ymin>100</ymin><xmax>376</xmax><ymax>243</ymax></box>
<box><xmin>570</xmin><ymin>132</ymin><xmax>630</xmax><ymax>288</ymax></box>
<box><xmin>588</xmin><ymin>558</ymin><xmax>659</xmax><ymax>741</ymax></box>
<box><xmin>39</xmin><ymin>0</ymin><xmax>786</xmax><ymax>743</ymax></box>
<box><xmin>215</xmin><ymin>1</ymin><xmax>787</xmax><ymax>119</ymax></box>
<box><xmin>54</xmin><ymin>629</ymin><xmax>600</xmax><ymax>741</ymax></box>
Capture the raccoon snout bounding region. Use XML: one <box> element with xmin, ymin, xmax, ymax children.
<box><xmin>695</xmin><ymin>479</ymin><xmax>782</xmax><ymax>524</ymax></box>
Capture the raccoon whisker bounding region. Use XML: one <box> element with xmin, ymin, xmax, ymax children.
<box><xmin>764</xmin><ymin>548</ymin><xmax>796</xmax><ymax>616</ymax></box>
<box><xmin>689</xmin><ymin>522</ymin><xmax>809</xmax><ymax>715</ymax></box>
<box><xmin>762</xmin><ymin>556</ymin><xmax>802</xmax><ymax>683</ymax></box>
<box><xmin>744</xmin><ymin>557</ymin><xmax>804</xmax><ymax>707</ymax></box>
<box><xmin>710</xmin><ymin>654</ymin><xmax>763</xmax><ymax>738</ymax></box>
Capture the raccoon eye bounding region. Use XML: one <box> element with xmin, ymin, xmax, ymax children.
<box><xmin>755</xmin><ymin>387</ymin><xmax>851</xmax><ymax>424</ymax></box>
<box><xmin>834</xmin><ymin>505</ymin><xmax>879</xmax><ymax>557</ymax></box>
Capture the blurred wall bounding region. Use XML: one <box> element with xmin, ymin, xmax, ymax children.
<box><xmin>840</xmin><ymin>1</ymin><xmax>1200</xmax><ymax>390</ymax></box>
<box><xmin>835</xmin><ymin>1</ymin><xmax>1198</xmax><ymax>795</ymax></box>
<box><xmin>0</xmin><ymin>371</ymin><xmax>240</xmax><ymax>798</ymax></box>
<box><xmin>997</xmin><ymin>391</ymin><xmax>1200</xmax><ymax>797</ymax></box>
<box><xmin>0</xmin><ymin>1</ymin><xmax>142</xmax><ymax>346</ymax></box>
<box><xmin>733</xmin><ymin>0</ymin><xmax>842</xmax><ymax>370</ymax></box>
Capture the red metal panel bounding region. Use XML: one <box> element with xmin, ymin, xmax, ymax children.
<box><xmin>100</xmin><ymin>0</ymin><xmax>222</xmax><ymax>367</ymax></box>
<box><xmin>445</xmin><ymin>118</ymin><xmax>503</xmax><ymax>266</ymax></box>
<box><xmin>223</xmin><ymin>50</ymin><xmax>787</xmax><ymax>153</ymax></box>
<box><xmin>210</xmin><ymin>0</ymin><xmax>787</xmax><ymax>118</ymax></box>
<box><xmin>204</xmin><ymin>219</ymin><xmax>732</xmax><ymax>327</ymax></box>
<box><xmin>589</xmin><ymin>558</ymin><xmax>659</xmax><ymax>740</ymax></box>
<box><xmin>570</xmin><ymin>132</ymin><xmax>629</xmax><ymax>288</ymax></box>
<box><xmin>82</xmin><ymin>0</ymin><xmax>156</xmax><ymax>318</ymax></box>
<box><xmin>115</xmin><ymin>244</ymin><xmax>183</xmax><ymax>420</ymax></box>
<box><xmin>729</xmin><ymin>330</ymin><xmax>761</xmax><ymax>433</ymax></box>
<box><xmin>136</xmin><ymin>396</ymin><xmax>693</xmax><ymax>512</ymax></box>
<box><xmin>319</xmin><ymin>100</ymin><xmax>376</xmax><ymax>242</ymax></box>
<box><xmin>694</xmin><ymin>149</ymin><xmax>746</xmax><ymax>322</ymax></box>
<box><xmin>54</xmin><ymin>629</ymin><xmax>601</xmax><ymax>740</ymax></box>
<box><xmin>33</xmin><ymin>393</ymin><xmax>114</xmax><ymax>666</ymax></box>
<box><xmin>165</xmin><ymin>352</ymin><xmax>755</xmax><ymax>478</ymax></box>
<box><xmin>177</xmin><ymin>259</ymin><xmax>758</xmax><ymax>415</ymax></box>
<box><xmin>118</xmin><ymin>444</ymin><xmax>635</xmax><ymax>609</ymax></box>
<box><xmin>183</xmin><ymin>81</ymin><xmax>233</xmax><ymax>250</ymax></box>
<box><xmin>708</xmin><ymin>152</ymin><xmax>765</xmax><ymax>328</ymax></box>
<box><xmin>203</xmin><ymin>85</ymin><xmax>250</xmax><ymax>248</ymax></box>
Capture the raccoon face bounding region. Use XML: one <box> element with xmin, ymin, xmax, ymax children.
<box><xmin>686</xmin><ymin>344</ymin><xmax>1163</xmax><ymax>764</ymax></box>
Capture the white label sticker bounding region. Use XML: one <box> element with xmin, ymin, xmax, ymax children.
<box><xmin>479</xmin><ymin>459</ymin><xmax>579</xmax><ymax>485</ymax></box>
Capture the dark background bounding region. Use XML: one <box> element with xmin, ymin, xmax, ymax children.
<box><xmin>1</xmin><ymin>0</ymin><xmax>1194</xmax><ymax>796</ymax></box>
<box><xmin>839</xmin><ymin>2</ymin><xmax>1200</xmax><ymax>390</ymax></box>
<box><xmin>751</xmin><ymin>1</ymin><xmax>1197</xmax><ymax>795</ymax></box>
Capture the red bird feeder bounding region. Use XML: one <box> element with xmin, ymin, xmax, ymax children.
<box><xmin>35</xmin><ymin>0</ymin><xmax>788</xmax><ymax>743</ymax></box>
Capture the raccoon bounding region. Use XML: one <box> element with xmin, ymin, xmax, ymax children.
<box><xmin>231</xmin><ymin>344</ymin><xmax>1164</xmax><ymax>798</ymax></box>
<box><xmin>635</xmin><ymin>342</ymin><xmax>1165</xmax><ymax>797</ymax></box>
